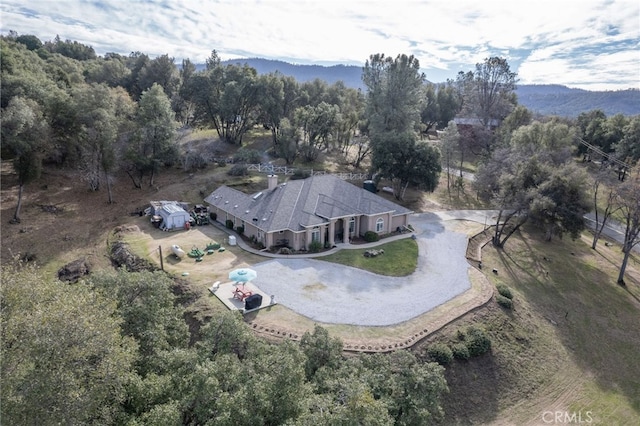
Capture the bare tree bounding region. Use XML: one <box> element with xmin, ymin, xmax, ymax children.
<box><xmin>616</xmin><ymin>169</ymin><xmax>640</xmax><ymax>285</ymax></box>
<box><xmin>590</xmin><ymin>171</ymin><xmax>621</xmax><ymax>249</ymax></box>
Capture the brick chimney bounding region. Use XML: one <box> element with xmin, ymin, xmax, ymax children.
<box><xmin>267</xmin><ymin>174</ymin><xmax>278</xmax><ymax>190</ymax></box>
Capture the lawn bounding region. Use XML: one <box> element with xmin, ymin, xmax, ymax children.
<box><xmin>318</xmin><ymin>238</ymin><xmax>418</xmax><ymax>276</ymax></box>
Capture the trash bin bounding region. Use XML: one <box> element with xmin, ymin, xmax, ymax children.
<box><xmin>245</xmin><ymin>294</ymin><xmax>262</xmax><ymax>310</ymax></box>
<box><xmin>228</xmin><ymin>235</ymin><xmax>237</xmax><ymax>246</ymax></box>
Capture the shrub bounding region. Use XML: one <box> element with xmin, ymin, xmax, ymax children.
<box><xmin>209</xmin><ymin>212</ymin><xmax>217</xmax><ymax>221</ymax></box>
<box><xmin>451</xmin><ymin>343</ymin><xmax>470</xmax><ymax>360</ymax></box>
<box><xmin>183</xmin><ymin>150</ymin><xmax>208</xmax><ymax>172</ymax></box>
<box><xmin>496</xmin><ymin>283</ymin><xmax>513</xmax><ymax>299</ymax></box>
<box><xmin>225</xmin><ymin>220</ymin><xmax>234</xmax><ymax>230</ymax></box>
<box><xmin>217</xmin><ymin>159</ymin><xmax>227</xmax><ymax>167</ymax></box>
<box><xmin>227</xmin><ymin>164</ymin><xmax>248</xmax><ymax>176</ymax></box>
<box><xmin>236</xmin><ymin>225</ymin><xmax>244</xmax><ymax>235</ymax></box>
<box><xmin>363</xmin><ymin>231</ymin><xmax>379</xmax><ymax>242</ymax></box>
<box><xmin>233</xmin><ymin>148</ymin><xmax>261</xmax><ymax>164</ymax></box>
<box><xmin>427</xmin><ymin>343</ymin><xmax>453</xmax><ymax>365</ymax></box>
<box><xmin>308</xmin><ymin>241</ymin><xmax>323</xmax><ymax>253</ymax></box>
<box><xmin>291</xmin><ymin>169</ymin><xmax>311</xmax><ymax>180</ymax></box>
<box><xmin>496</xmin><ymin>294</ymin><xmax>513</xmax><ymax>309</ymax></box>
<box><xmin>465</xmin><ymin>326</ymin><xmax>491</xmax><ymax>357</ymax></box>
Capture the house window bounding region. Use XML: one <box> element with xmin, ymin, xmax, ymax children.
<box><xmin>376</xmin><ymin>218</ymin><xmax>384</xmax><ymax>233</ymax></box>
<box><xmin>311</xmin><ymin>228</ymin><xmax>320</xmax><ymax>242</ymax></box>
<box><xmin>349</xmin><ymin>217</ymin><xmax>355</xmax><ymax>233</ymax></box>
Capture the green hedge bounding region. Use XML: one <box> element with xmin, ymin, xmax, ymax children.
<box><xmin>465</xmin><ymin>326</ymin><xmax>492</xmax><ymax>357</ymax></box>
<box><xmin>451</xmin><ymin>343</ymin><xmax>470</xmax><ymax>360</ymax></box>
<box><xmin>308</xmin><ymin>241</ymin><xmax>322</xmax><ymax>253</ymax></box>
<box><xmin>496</xmin><ymin>294</ymin><xmax>513</xmax><ymax>309</ymax></box>
<box><xmin>496</xmin><ymin>283</ymin><xmax>513</xmax><ymax>299</ymax></box>
<box><xmin>427</xmin><ymin>343</ymin><xmax>453</xmax><ymax>365</ymax></box>
<box><xmin>363</xmin><ymin>231</ymin><xmax>379</xmax><ymax>242</ymax></box>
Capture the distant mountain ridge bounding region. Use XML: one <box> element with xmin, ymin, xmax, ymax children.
<box><xmin>221</xmin><ymin>57</ymin><xmax>365</xmax><ymax>90</ymax></box>
<box><xmin>217</xmin><ymin>58</ymin><xmax>639</xmax><ymax>117</ymax></box>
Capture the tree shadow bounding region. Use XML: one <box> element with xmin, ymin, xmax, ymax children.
<box><xmin>489</xmin><ymin>230</ymin><xmax>640</xmax><ymax>416</ymax></box>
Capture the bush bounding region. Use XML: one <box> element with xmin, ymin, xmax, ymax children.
<box><xmin>209</xmin><ymin>212</ymin><xmax>217</xmax><ymax>221</ymax></box>
<box><xmin>363</xmin><ymin>231</ymin><xmax>379</xmax><ymax>242</ymax></box>
<box><xmin>183</xmin><ymin>150</ymin><xmax>209</xmax><ymax>172</ymax></box>
<box><xmin>496</xmin><ymin>283</ymin><xmax>513</xmax><ymax>299</ymax></box>
<box><xmin>308</xmin><ymin>241</ymin><xmax>323</xmax><ymax>253</ymax></box>
<box><xmin>427</xmin><ymin>343</ymin><xmax>453</xmax><ymax>365</ymax></box>
<box><xmin>233</xmin><ymin>148</ymin><xmax>261</xmax><ymax>164</ymax></box>
<box><xmin>465</xmin><ymin>326</ymin><xmax>491</xmax><ymax>357</ymax></box>
<box><xmin>236</xmin><ymin>225</ymin><xmax>244</xmax><ymax>235</ymax></box>
<box><xmin>225</xmin><ymin>220</ymin><xmax>234</xmax><ymax>230</ymax></box>
<box><xmin>290</xmin><ymin>169</ymin><xmax>311</xmax><ymax>180</ymax></box>
<box><xmin>227</xmin><ymin>164</ymin><xmax>248</xmax><ymax>176</ymax></box>
<box><xmin>451</xmin><ymin>343</ymin><xmax>470</xmax><ymax>360</ymax></box>
<box><xmin>496</xmin><ymin>294</ymin><xmax>513</xmax><ymax>309</ymax></box>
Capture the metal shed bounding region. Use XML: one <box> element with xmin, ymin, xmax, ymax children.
<box><xmin>150</xmin><ymin>201</ymin><xmax>191</xmax><ymax>231</ymax></box>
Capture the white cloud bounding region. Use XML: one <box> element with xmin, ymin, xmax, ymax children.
<box><xmin>1</xmin><ymin>0</ymin><xmax>638</xmax><ymax>89</ymax></box>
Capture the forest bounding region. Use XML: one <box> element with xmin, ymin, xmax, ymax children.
<box><xmin>2</xmin><ymin>32</ymin><xmax>640</xmax><ymax>425</ymax></box>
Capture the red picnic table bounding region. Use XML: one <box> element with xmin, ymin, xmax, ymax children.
<box><xmin>233</xmin><ymin>285</ymin><xmax>253</xmax><ymax>302</ymax></box>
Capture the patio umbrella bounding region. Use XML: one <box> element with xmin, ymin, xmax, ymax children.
<box><xmin>229</xmin><ymin>268</ymin><xmax>257</xmax><ymax>283</ymax></box>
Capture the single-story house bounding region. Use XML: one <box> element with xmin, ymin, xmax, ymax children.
<box><xmin>149</xmin><ymin>200</ymin><xmax>191</xmax><ymax>231</ymax></box>
<box><xmin>204</xmin><ymin>174</ymin><xmax>413</xmax><ymax>251</ymax></box>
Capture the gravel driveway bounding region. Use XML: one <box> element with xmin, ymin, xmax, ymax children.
<box><xmin>252</xmin><ymin>213</ymin><xmax>474</xmax><ymax>326</ymax></box>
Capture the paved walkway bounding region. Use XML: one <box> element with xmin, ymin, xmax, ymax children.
<box><xmin>213</xmin><ymin>210</ymin><xmax>499</xmax><ymax>326</ymax></box>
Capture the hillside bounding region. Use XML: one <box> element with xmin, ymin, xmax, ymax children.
<box><xmin>219</xmin><ymin>58</ymin><xmax>640</xmax><ymax>117</ymax></box>
<box><xmin>515</xmin><ymin>85</ymin><xmax>640</xmax><ymax>117</ymax></box>
<box><xmin>2</xmin><ymin>127</ymin><xmax>639</xmax><ymax>424</ymax></box>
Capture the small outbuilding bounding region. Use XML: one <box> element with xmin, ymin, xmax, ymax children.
<box><xmin>149</xmin><ymin>201</ymin><xmax>191</xmax><ymax>231</ymax></box>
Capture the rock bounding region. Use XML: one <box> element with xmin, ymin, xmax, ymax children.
<box><xmin>58</xmin><ymin>258</ymin><xmax>92</xmax><ymax>283</ymax></box>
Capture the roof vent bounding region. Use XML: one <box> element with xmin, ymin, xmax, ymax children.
<box><xmin>245</xmin><ymin>210</ymin><xmax>250</xmax><ymax>214</ymax></box>
<box><xmin>225</xmin><ymin>200</ymin><xmax>229</xmax><ymax>204</ymax></box>
<box><xmin>252</xmin><ymin>192</ymin><xmax>263</xmax><ymax>200</ymax></box>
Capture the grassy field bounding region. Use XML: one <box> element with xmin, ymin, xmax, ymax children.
<box><xmin>420</xmin><ymin>225</ymin><xmax>640</xmax><ymax>425</ymax></box>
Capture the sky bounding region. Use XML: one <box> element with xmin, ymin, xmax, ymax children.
<box><xmin>1</xmin><ymin>0</ymin><xmax>639</xmax><ymax>91</ymax></box>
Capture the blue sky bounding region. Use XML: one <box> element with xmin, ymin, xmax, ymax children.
<box><xmin>1</xmin><ymin>0</ymin><xmax>639</xmax><ymax>90</ymax></box>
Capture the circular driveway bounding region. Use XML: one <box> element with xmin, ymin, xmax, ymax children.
<box><xmin>252</xmin><ymin>212</ymin><xmax>479</xmax><ymax>326</ymax></box>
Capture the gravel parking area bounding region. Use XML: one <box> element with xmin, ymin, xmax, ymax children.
<box><xmin>252</xmin><ymin>213</ymin><xmax>473</xmax><ymax>326</ymax></box>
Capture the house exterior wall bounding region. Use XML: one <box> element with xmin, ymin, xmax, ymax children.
<box><xmin>359</xmin><ymin>212</ymin><xmax>397</xmax><ymax>236</ymax></box>
<box><xmin>391</xmin><ymin>215</ymin><xmax>409</xmax><ymax>231</ymax></box>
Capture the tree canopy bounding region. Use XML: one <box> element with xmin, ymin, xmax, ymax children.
<box><xmin>363</xmin><ymin>53</ymin><xmax>441</xmax><ymax>199</ymax></box>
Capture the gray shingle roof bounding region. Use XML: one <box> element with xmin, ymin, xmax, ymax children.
<box><xmin>204</xmin><ymin>174</ymin><xmax>413</xmax><ymax>232</ymax></box>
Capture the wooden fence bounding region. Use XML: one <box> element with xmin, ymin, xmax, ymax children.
<box><xmin>246</xmin><ymin>164</ymin><xmax>369</xmax><ymax>180</ymax></box>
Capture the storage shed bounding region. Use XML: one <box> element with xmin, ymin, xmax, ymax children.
<box><xmin>149</xmin><ymin>201</ymin><xmax>191</xmax><ymax>231</ymax></box>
